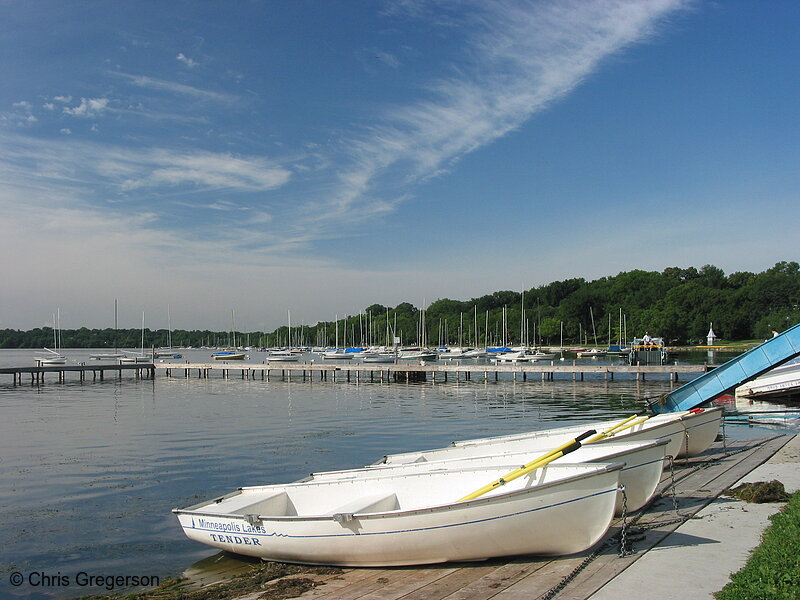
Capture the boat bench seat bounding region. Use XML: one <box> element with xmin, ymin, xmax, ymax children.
<box><xmin>207</xmin><ymin>491</ymin><xmax>297</xmax><ymax>516</ymax></box>
<box><xmin>327</xmin><ymin>493</ymin><xmax>399</xmax><ymax>517</ymax></box>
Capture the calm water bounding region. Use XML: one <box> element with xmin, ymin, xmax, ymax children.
<box><xmin>1</xmin><ymin>348</ymin><xmax>797</xmax><ymax>599</ymax></box>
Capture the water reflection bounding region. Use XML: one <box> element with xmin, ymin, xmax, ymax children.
<box><xmin>0</xmin><ymin>348</ymin><xmax>796</xmax><ymax>598</ymax></box>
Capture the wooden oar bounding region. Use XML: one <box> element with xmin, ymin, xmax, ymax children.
<box><xmin>457</xmin><ymin>429</ymin><xmax>596</xmax><ymax>502</ymax></box>
<box><xmin>585</xmin><ymin>414</ymin><xmax>650</xmax><ymax>443</ymax></box>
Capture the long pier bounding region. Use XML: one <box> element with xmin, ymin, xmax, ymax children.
<box><xmin>0</xmin><ymin>360</ymin><xmax>711</xmax><ymax>385</ymax></box>
<box><xmin>0</xmin><ymin>363</ymin><xmax>155</xmax><ymax>385</ymax></box>
<box><xmin>156</xmin><ymin>361</ymin><xmax>710</xmax><ymax>383</ymax></box>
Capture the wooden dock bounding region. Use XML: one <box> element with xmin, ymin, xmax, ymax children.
<box><xmin>0</xmin><ymin>360</ymin><xmax>711</xmax><ymax>385</ymax></box>
<box><xmin>157</xmin><ymin>361</ymin><xmax>710</xmax><ymax>383</ymax></box>
<box><xmin>182</xmin><ymin>434</ymin><xmax>792</xmax><ymax>600</ymax></box>
<box><xmin>0</xmin><ymin>362</ymin><xmax>155</xmax><ymax>384</ymax></box>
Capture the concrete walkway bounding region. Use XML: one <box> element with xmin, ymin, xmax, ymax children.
<box><xmin>589</xmin><ymin>434</ymin><xmax>800</xmax><ymax>599</ymax></box>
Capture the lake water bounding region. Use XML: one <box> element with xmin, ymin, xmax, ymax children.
<box><xmin>1</xmin><ymin>348</ymin><xmax>797</xmax><ymax>599</ymax></box>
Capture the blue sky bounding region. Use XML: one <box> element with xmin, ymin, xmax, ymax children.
<box><xmin>1</xmin><ymin>0</ymin><xmax>798</xmax><ymax>332</ymax></box>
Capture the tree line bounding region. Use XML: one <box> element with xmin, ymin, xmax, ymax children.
<box><xmin>2</xmin><ymin>262</ymin><xmax>798</xmax><ymax>349</ymax></box>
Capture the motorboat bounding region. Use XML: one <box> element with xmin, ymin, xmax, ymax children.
<box><xmin>735</xmin><ymin>360</ymin><xmax>800</xmax><ymax>398</ymax></box>
<box><xmin>173</xmin><ymin>461</ymin><xmax>623</xmax><ymax>567</ymax></box>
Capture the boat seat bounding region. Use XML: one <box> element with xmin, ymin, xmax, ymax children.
<box><xmin>327</xmin><ymin>493</ymin><xmax>399</xmax><ymax>519</ymax></box>
<box><xmin>204</xmin><ymin>491</ymin><xmax>296</xmax><ymax>516</ymax></box>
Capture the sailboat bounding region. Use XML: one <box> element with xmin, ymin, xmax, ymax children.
<box><xmin>154</xmin><ymin>304</ymin><xmax>183</xmax><ymax>359</ymax></box>
<box><xmin>91</xmin><ymin>300</ymin><xmax>126</xmax><ymax>360</ymax></box>
<box><xmin>268</xmin><ymin>311</ymin><xmax>300</xmax><ymax>362</ymax></box>
<box><xmin>212</xmin><ymin>310</ymin><xmax>247</xmax><ymax>360</ymax></box>
<box><xmin>322</xmin><ymin>316</ymin><xmax>351</xmax><ymax>360</ymax></box>
<box><xmin>36</xmin><ymin>309</ymin><xmax>67</xmax><ymax>365</ymax></box>
<box><xmin>120</xmin><ymin>312</ymin><xmax>152</xmax><ymax>363</ymax></box>
<box><xmin>576</xmin><ymin>307</ymin><xmax>606</xmax><ymax>358</ymax></box>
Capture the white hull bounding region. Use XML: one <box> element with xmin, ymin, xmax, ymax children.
<box><xmin>361</xmin><ymin>354</ymin><xmax>396</xmax><ymax>363</ymax></box>
<box><xmin>37</xmin><ymin>357</ymin><xmax>66</xmax><ymax>365</ymax></box>
<box><xmin>174</xmin><ymin>462</ymin><xmax>622</xmax><ymax>566</ymax></box>
<box><xmin>212</xmin><ymin>352</ymin><xmax>246</xmax><ymax>360</ymax></box>
<box><xmin>441</xmin><ymin>407</ymin><xmax>722</xmax><ymax>460</ymax></box>
<box><xmin>313</xmin><ymin>438</ymin><xmax>668</xmax><ymax>515</ymax></box>
<box><xmin>322</xmin><ymin>351</ymin><xmax>352</xmax><ymax>360</ymax></box>
<box><xmin>89</xmin><ymin>353</ymin><xmax>126</xmax><ymax>360</ymax></box>
<box><xmin>268</xmin><ymin>354</ymin><xmax>300</xmax><ymax>362</ymax></box>
<box><xmin>398</xmin><ymin>352</ymin><xmax>438</xmax><ymax>361</ymax></box>
<box><xmin>119</xmin><ymin>356</ymin><xmax>151</xmax><ymax>364</ymax></box>
<box><xmin>736</xmin><ymin>361</ymin><xmax>800</xmax><ymax>398</ymax></box>
<box><xmin>577</xmin><ymin>349</ymin><xmax>607</xmax><ymax>358</ymax></box>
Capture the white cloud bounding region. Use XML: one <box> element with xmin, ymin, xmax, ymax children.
<box><xmin>60</xmin><ymin>128</ymin><xmax>72</xmax><ymax>135</ymax></box>
<box><xmin>120</xmin><ymin>150</ymin><xmax>292</xmax><ymax>192</ymax></box>
<box><xmin>43</xmin><ymin>102</ymin><xmax>55</xmax><ymax>111</ymax></box>
<box><xmin>63</xmin><ymin>97</ymin><xmax>110</xmax><ymax>118</ymax></box>
<box><xmin>176</xmin><ymin>52</ymin><xmax>198</xmax><ymax>68</ymax></box>
<box><xmin>110</xmin><ymin>71</ymin><xmax>236</xmax><ymax>103</ymax></box>
<box><xmin>13</xmin><ymin>100</ymin><xmax>32</xmax><ymax>110</ymax></box>
<box><xmin>53</xmin><ymin>95</ymin><xmax>72</xmax><ymax>103</ymax></box>
<box><xmin>326</xmin><ymin>0</ymin><xmax>690</xmax><ymax>221</ymax></box>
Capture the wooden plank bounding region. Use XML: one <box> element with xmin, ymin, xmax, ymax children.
<box><xmin>300</xmin><ymin>567</ymin><xmax>431</xmax><ymax>600</ymax></box>
<box><xmin>397</xmin><ymin>563</ymin><xmax>506</xmax><ymax>600</ymax></box>
<box><xmin>354</xmin><ymin>567</ymin><xmax>461</xmax><ymax>600</ymax></box>
<box><xmin>300</xmin><ymin>568</ymin><xmax>385</xmax><ymax>599</ymax></box>
<box><xmin>436</xmin><ymin>559</ymin><xmax>552</xmax><ymax>600</ymax></box>
<box><xmin>490</xmin><ymin>554</ymin><xmax>594</xmax><ymax>599</ymax></box>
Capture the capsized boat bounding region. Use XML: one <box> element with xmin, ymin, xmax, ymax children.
<box><xmin>312</xmin><ymin>437</ymin><xmax>669</xmax><ymax>515</ymax></box>
<box><xmin>173</xmin><ymin>461</ymin><xmax>623</xmax><ymax>567</ymax></box>
<box><xmin>438</xmin><ymin>407</ymin><xmax>722</xmax><ymax>460</ymax></box>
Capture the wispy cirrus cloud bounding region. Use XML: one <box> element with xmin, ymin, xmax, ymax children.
<box><xmin>0</xmin><ymin>134</ymin><xmax>293</xmax><ymax>204</ymax></box>
<box><xmin>109</xmin><ymin>71</ymin><xmax>237</xmax><ymax>103</ymax></box>
<box><xmin>325</xmin><ymin>0</ymin><xmax>690</xmax><ymax>221</ymax></box>
<box><xmin>119</xmin><ymin>150</ymin><xmax>291</xmax><ymax>192</ymax></box>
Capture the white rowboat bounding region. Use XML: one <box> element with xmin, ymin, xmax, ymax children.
<box><xmin>312</xmin><ymin>437</ymin><xmax>669</xmax><ymax>515</ymax></box>
<box><xmin>440</xmin><ymin>407</ymin><xmax>722</xmax><ymax>460</ymax></box>
<box><xmin>174</xmin><ymin>462</ymin><xmax>623</xmax><ymax>566</ymax></box>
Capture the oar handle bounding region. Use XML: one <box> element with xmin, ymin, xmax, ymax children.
<box><xmin>574</xmin><ymin>429</ymin><xmax>597</xmax><ymax>443</ymax></box>
<box><xmin>586</xmin><ymin>415</ymin><xmax>650</xmax><ymax>443</ymax></box>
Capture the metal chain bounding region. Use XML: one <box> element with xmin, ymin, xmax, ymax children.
<box><xmin>535</xmin><ymin>439</ymin><xmax>767</xmax><ymax>600</ymax></box>
<box><xmin>667</xmin><ymin>454</ymin><xmax>679</xmax><ymax>513</ymax></box>
<box><xmin>618</xmin><ymin>485</ymin><xmax>633</xmax><ymax>557</ymax></box>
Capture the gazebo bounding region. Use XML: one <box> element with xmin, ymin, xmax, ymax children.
<box><xmin>706</xmin><ymin>323</ymin><xmax>717</xmax><ymax>346</ymax></box>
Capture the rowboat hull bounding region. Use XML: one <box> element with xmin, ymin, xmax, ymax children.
<box><xmin>174</xmin><ymin>462</ymin><xmax>623</xmax><ymax>566</ymax></box>
<box><xmin>442</xmin><ymin>407</ymin><xmax>722</xmax><ymax>460</ymax></box>
<box><xmin>315</xmin><ymin>437</ymin><xmax>669</xmax><ymax>515</ymax></box>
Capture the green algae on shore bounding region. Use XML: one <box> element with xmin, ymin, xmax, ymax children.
<box><xmin>72</xmin><ymin>561</ymin><xmax>342</xmax><ymax>600</ymax></box>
